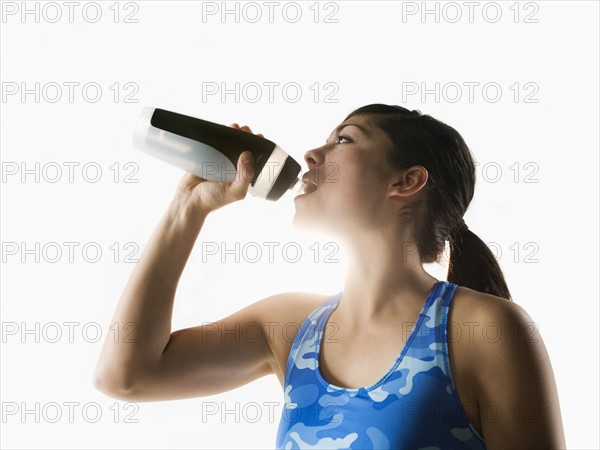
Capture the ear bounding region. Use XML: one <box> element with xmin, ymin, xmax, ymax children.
<box><xmin>389</xmin><ymin>166</ymin><xmax>429</xmax><ymax>198</ymax></box>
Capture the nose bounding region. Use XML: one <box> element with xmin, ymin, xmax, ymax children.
<box><xmin>303</xmin><ymin>144</ymin><xmax>327</xmax><ymax>168</ymax></box>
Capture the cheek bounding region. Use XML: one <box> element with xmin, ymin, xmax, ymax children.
<box><xmin>327</xmin><ymin>153</ymin><xmax>365</xmax><ymax>186</ymax></box>
<box><xmin>323</xmin><ymin>170</ymin><xmax>385</xmax><ymax>219</ymax></box>
<box><xmin>332</xmin><ymin>157</ymin><xmax>386</xmax><ymax>199</ymax></box>
<box><xmin>294</xmin><ymin>155</ymin><xmax>389</xmax><ymax>229</ymax></box>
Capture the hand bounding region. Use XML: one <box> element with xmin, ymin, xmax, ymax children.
<box><xmin>175</xmin><ymin>124</ymin><xmax>262</xmax><ymax>214</ymax></box>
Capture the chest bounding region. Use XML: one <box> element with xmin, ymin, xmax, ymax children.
<box><xmin>276</xmin><ymin>309</ymin><xmax>483</xmax><ymax>439</ymax></box>
<box><xmin>319</xmin><ymin>323</ymin><xmax>416</xmax><ymax>388</ymax></box>
<box><xmin>276</xmin><ymin>318</ymin><xmax>486</xmax><ymax>450</ymax></box>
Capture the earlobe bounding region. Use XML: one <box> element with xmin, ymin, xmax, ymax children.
<box><xmin>389</xmin><ymin>166</ymin><xmax>429</xmax><ymax>198</ymax></box>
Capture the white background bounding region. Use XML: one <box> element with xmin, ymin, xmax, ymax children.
<box><xmin>1</xmin><ymin>1</ymin><xmax>598</xmax><ymax>448</ymax></box>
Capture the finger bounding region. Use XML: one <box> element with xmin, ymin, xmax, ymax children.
<box><xmin>242</xmin><ymin>151</ymin><xmax>255</xmax><ymax>182</ymax></box>
<box><xmin>227</xmin><ymin>151</ymin><xmax>254</xmax><ymax>200</ymax></box>
<box><xmin>238</xmin><ymin>151</ymin><xmax>254</xmax><ymax>187</ymax></box>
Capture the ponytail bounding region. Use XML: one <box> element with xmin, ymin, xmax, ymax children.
<box><xmin>447</xmin><ymin>226</ymin><xmax>512</xmax><ymax>300</ymax></box>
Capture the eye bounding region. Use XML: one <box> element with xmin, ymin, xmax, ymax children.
<box><xmin>335</xmin><ymin>135</ymin><xmax>352</xmax><ymax>144</ymax></box>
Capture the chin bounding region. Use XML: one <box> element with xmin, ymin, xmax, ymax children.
<box><xmin>291</xmin><ymin>211</ymin><xmax>342</xmax><ymax>238</ymax></box>
<box><xmin>291</xmin><ymin>213</ymin><xmax>319</xmax><ymax>232</ymax></box>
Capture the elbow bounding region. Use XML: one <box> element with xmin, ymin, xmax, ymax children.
<box><xmin>92</xmin><ymin>366</ymin><xmax>140</xmax><ymax>401</ymax></box>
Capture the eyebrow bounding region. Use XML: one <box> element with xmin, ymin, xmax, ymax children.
<box><xmin>326</xmin><ymin>123</ymin><xmax>369</xmax><ymax>143</ymax></box>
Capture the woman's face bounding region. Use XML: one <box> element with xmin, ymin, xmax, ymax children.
<box><xmin>292</xmin><ymin>114</ymin><xmax>399</xmax><ymax>236</ymax></box>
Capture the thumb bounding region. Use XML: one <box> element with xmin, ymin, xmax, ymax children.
<box><xmin>228</xmin><ymin>151</ymin><xmax>255</xmax><ymax>200</ymax></box>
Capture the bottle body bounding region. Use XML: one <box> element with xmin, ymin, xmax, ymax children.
<box><xmin>132</xmin><ymin>107</ymin><xmax>303</xmax><ymax>201</ymax></box>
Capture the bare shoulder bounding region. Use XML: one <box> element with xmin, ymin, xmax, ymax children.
<box><xmin>447</xmin><ymin>286</ymin><xmax>525</xmax><ymax>390</ymax></box>
<box><xmin>452</xmin><ymin>285</ymin><xmax>546</xmax><ymax>363</ymax></box>
<box><xmin>451</xmin><ymin>285</ymin><xmax>538</xmax><ymax>340</ymax></box>
<box><xmin>450</xmin><ymin>286</ymin><xmax>565</xmax><ymax>447</ymax></box>
<box><xmin>450</xmin><ymin>286</ymin><xmax>541</xmax><ymax>364</ymax></box>
<box><xmin>250</xmin><ymin>291</ymin><xmax>334</xmax><ymax>323</ymax></box>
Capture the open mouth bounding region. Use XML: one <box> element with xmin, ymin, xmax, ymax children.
<box><xmin>303</xmin><ymin>181</ymin><xmax>318</xmax><ymax>194</ymax></box>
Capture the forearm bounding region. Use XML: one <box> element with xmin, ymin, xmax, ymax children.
<box><xmin>94</xmin><ymin>192</ymin><xmax>208</xmax><ymax>392</ymax></box>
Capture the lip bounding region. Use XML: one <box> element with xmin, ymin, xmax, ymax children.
<box><xmin>301</xmin><ymin>171</ymin><xmax>319</xmax><ymax>187</ymax></box>
<box><xmin>302</xmin><ymin>172</ymin><xmax>319</xmax><ymax>189</ymax></box>
<box><xmin>294</xmin><ymin>171</ymin><xmax>319</xmax><ymax>200</ymax></box>
<box><xmin>294</xmin><ymin>189</ymin><xmax>312</xmax><ymax>200</ymax></box>
<box><xmin>295</xmin><ymin>180</ymin><xmax>318</xmax><ymax>198</ymax></box>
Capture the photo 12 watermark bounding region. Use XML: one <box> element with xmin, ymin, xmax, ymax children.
<box><xmin>1</xmin><ymin>2</ymin><xmax>140</xmax><ymax>24</ymax></box>
<box><xmin>201</xmin><ymin>81</ymin><xmax>340</xmax><ymax>104</ymax></box>
<box><xmin>1</xmin><ymin>401</ymin><xmax>140</xmax><ymax>423</ymax></box>
<box><xmin>1</xmin><ymin>321</ymin><xmax>139</xmax><ymax>344</ymax></box>
<box><xmin>2</xmin><ymin>241</ymin><xmax>141</xmax><ymax>264</ymax></box>
<box><xmin>200</xmin><ymin>2</ymin><xmax>340</xmax><ymax>24</ymax></box>
<box><xmin>400</xmin><ymin>81</ymin><xmax>540</xmax><ymax>104</ymax></box>
<box><xmin>399</xmin><ymin>2</ymin><xmax>539</xmax><ymax>24</ymax></box>
<box><xmin>1</xmin><ymin>82</ymin><xmax>140</xmax><ymax>104</ymax></box>
<box><xmin>2</xmin><ymin>161</ymin><xmax>140</xmax><ymax>184</ymax></box>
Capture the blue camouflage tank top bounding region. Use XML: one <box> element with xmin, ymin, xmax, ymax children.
<box><xmin>276</xmin><ymin>280</ymin><xmax>487</xmax><ymax>449</ymax></box>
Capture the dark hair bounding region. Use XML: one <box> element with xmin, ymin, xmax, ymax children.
<box><xmin>345</xmin><ymin>104</ymin><xmax>512</xmax><ymax>300</ymax></box>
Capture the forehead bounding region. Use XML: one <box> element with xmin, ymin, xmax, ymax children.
<box><xmin>327</xmin><ymin>114</ymin><xmax>374</xmax><ymax>139</ymax></box>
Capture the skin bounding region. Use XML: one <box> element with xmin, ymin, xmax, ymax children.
<box><xmin>93</xmin><ymin>117</ymin><xmax>567</xmax><ymax>449</ymax></box>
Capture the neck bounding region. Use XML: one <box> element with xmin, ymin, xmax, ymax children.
<box><xmin>335</xmin><ymin>224</ymin><xmax>439</xmax><ymax>325</ymax></box>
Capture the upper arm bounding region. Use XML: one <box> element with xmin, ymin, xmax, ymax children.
<box><xmin>123</xmin><ymin>294</ymin><xmax>287</xmax><ymax>402</ymax></box>
<box><xmin>471</xmin><ymin>299</ymin><xmax>566</xmax><ymax>449</ymax></box>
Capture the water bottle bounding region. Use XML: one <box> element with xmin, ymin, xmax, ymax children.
<box><xmin>132</xmin><ymin>107</ymin><xmax>306</xmax><ymax>200</ymax></box>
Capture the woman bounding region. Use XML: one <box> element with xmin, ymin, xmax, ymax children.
<box><xmin>93</xmin><ymin>104</ymin><xmax>566</xmax><ymax>449</ymax></box>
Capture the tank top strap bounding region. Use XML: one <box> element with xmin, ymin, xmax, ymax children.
<box><xmin>283</xmin><ymin>292</ymin><xmax>342</xmax><ymax>386</ymax></box>
<box><xmin>398</xmin><ymin>280</ymin><xmax>459</xmax><ymax>363</ymax></box>
<box><xmin>420</xmin><ymin>280</ymin><xmax>459</xmax><ymax>331</ymax></box>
